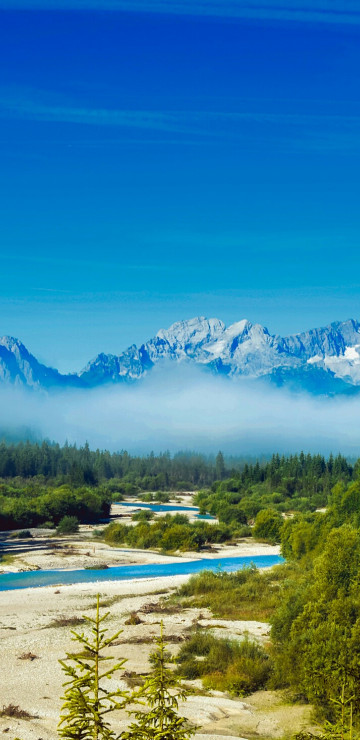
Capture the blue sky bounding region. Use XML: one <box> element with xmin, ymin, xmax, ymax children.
<box><xmin>1</xmin><ymin>1</ymin><xmax>360</xmax><ymax>372</ymax></box>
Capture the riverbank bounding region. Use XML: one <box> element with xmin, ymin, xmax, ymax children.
<box><xmin>0</xmin><ymin>530</ymin><xmax>280</xmax><ymax>575</ymax></box>
<box><xmin>0</xmin><ymin>572</ymin><xmax>317</xmax><ymax>740</ymax></box>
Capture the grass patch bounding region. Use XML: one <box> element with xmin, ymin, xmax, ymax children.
<box><xmin>84</xmin><ymin>563</ymin><xmax>109</xmax><ymax>570</ymax></box>
<box><xmin>177</xmin><ymin>632</ymin><xmax>272</xmax><ymax>696</ymax></box>
<box><xmin>121</xmin><ymin>670</ymin><xmax>146</xmax><ymax>688</ymax></box>
<box><xmin>0</xmin><ymin>554</ymin><xmax>15</xmax><ymax>566</ymax></box>
<box><xmin>47</xmin><ymin>615</ymin><xmax>85</xmax><ymax>628</ymax></box>
<box><xmin>175</xmin><ymin>563</ymin><xmax>290</xmax><ymax>621</ymax></box>
<box><xmin>99</xmin><ymin>589</ymin><xmax>169</xmax><ymax>609</ymax></box>
<box><xmin>0</xmin><ymin>704</ymin><xmax>37</xmax><ymax>719</ymax></box>
<box><xmin>66</xmin><ymin>649</ymin><xmax>94</xmax><ymax>659</ymax></box>
<box><xmin>125</xmin><ymin>612</ymin><xmax>142</xmax><ymax>625</ymax></box>
<box><xmin>140</xmin><ymin>600</ymin><xmax>179</xmax><ymax>615</ymax></box>
<box><xmin>99</xmin><ymin>593</ymin><xmax>134</xmax><ymax>608</ymax></box>
<box><xmin>18</xmin><ymin>652</ymin><xmax>38</xmax><ymax>661</ymax></box>
<box><xmin>114</xmin><ymin>634</ymin><xmax>184</xmax><ymax>645</ymax></box>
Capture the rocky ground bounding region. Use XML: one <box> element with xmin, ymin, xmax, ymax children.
<box><xmin>0</xmin><ymin>573</ymin><xmax>318</xmax><ymax>740</ymax></box>
<box><xmin>0</xmin><ymin>500</ymin><xmax>317</xmax><ymax>739</ymax></box>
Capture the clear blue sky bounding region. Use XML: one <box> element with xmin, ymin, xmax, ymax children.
<box><xmin>1</xmin><ymin>1</ymin><xmax>360</xmax><ymax>372</ymax></box>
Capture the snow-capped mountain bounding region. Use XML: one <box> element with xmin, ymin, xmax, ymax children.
<box><xmin>79</xmin><ymin>316</ymin><xmax>360</xmax><ymax>391</ymax></box>
<box><xmin>2</xmin><ymin>316</ymin><xmax>360</xmax><ymax>394</ymax></box>
<box><xmin>0</xmin><ymin>336</ymin><xmax>82</xmax><ymax>389</ymax></box>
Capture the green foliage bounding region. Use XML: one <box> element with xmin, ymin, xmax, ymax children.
<box><xmin>294</xmin><ymin>684</ymin><xmax>354</xmax><ymax>740</ymax></box>
<box><xmin>0</xmin><ymin>440</ymin><xmax>353</xmax><ymax>498</ymax></box>
<box><xmin>177</xmin><ymin>564</ymin><xmax>287</xmax><ymax>620</ymax></box>
<box><xmin>58</xmin><ymin>594</ymin><xmax>131</xmax><ymax>740</ymax></box>
<box><xmin>215</xmin><ymin>451</ymin><xmax>225</xmax><ymax>481</ymax></box>
<box><xmin>177</xmin><ymin>632</ymin><xmax>272</xmax><ymax>696</ymax></box>
<box><xmin>103</xmin><ymin>515</ymin><xmax>232</xmax><ymax>552</ymax></box>
<box><xmin>0</xmin><ymin>443</ymin><xmax>355</xmax><ymax>536</ymax></box>
<box><xmin>234</xmin><ymin>524</ymin><xmax>252</xmax><ymax>538</ymax></box>
<box><xmin>154</xmin><ymin>492</ymin><xmax>170</xmax><ymax>503</ymax></box>
<box><xmin>10</xmin><ymin>529</ymin><xmax>32</xmax><ymax>539</ymax></box>
<box><xmin>271</xmin><ymin>525</ymin><xmax>360</xmax><ymax>718</ymax></box>
<box><xmin>0</xmin><ymin>482</ymin><xmax>111</xmax><ymax>531</ymax></box>
<box><xmin>124</xmin><ymin>623</ymin><xmax>196</xmax><ymax>740</ymax></box>
<box><xmin>217</xmin><ymin>504</ymin><xmax>247</xmax><ymax>526</ymax></box>
<box><xmin>253</xmin><ymin>508</ymin><xmax>283</xmax><ymax>542</ymax></box>
<box><xmin>194</xmin><ymin>451</ymin><xmax>353</xmax><ymax>531</ymax></box>
<box><xmin>57</xmin><ymin>516</ymin><xmax>80</xmax><ymax>535</ymax></box>
<box><xmin>280</xmin><ymin>512</ymin><xmax>327</xmax><ymax>560</ymax></box>
<box><xmin>132</xmin><ymin>510</ymin><xmax>154</xmax><ymax>522</ymax></box>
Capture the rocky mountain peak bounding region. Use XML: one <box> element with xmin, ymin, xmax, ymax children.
<box><xmin>2</xmin><ymin>316</ymin><xmax>360</xmax><ymax>394</ymax></box>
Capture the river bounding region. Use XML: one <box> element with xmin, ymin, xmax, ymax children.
<box><xmin>0</xmin><ymin>554</ymin><xmax>283</xmax><ymax>591</ymax></box>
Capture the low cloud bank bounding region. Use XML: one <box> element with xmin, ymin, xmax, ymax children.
<box><xmin>3</xmin><ymin>366</ymin><xmax>360</xmax><ymax>455</ymax></box>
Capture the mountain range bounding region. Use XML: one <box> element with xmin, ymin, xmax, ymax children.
<box><xmin>2</xmin><ymin>316</ymin><xmax>360</xmax><ymax>395</ymax></box>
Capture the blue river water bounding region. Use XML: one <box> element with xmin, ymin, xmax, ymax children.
<box><xmin>0</xmin><ymin>554</ymin><xmax>283</xmax><ymax>592</ymax></box>
<box><xmin>116</xmin><ymin>502</ymin><xmax>199</xmax><ymax>512</ymax></box>
<box><xmin>115</xmin><ymin>502</ymin><xmax>215</xmax><ymax>519</ymax></box>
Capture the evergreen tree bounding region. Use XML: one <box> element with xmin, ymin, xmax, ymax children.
<box><xmin>215</xmin><ymin>451</ymin><xmax>225</xmax><ymax>481</ymax></box>
<box><xmin>58</xmin><ymin>595</ymin><xmax>132</xmax><ymax>740</ymax></box>
<box><xmin>124</xmin><ymin>623</ymin><xmax>196</xmax><ymax>740</ymax></box>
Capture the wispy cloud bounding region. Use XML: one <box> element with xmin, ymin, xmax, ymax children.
<box><xmin>1</xmin><ymin>91</ymin><xmax>360</xmax><ymax>151</ymax></box>
<box><xmin>1</xmin><ymin>366</ymin><xmax>360</xmax><ymax>455</ymax></box>
<box><xmin>1</xmin><ymin>0</ymin><xmax>360</xmax><ymax>26</ymax></box>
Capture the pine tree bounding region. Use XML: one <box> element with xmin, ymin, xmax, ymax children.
<box><xmin>58</xmin><ymin>594</ymin><xmax>132</xmax><ymax>740</ymax></box>
<box><xmin>123</xmin><ymin>623</ymin><xmax>197</xmax><ymax>740</ymax></box>
<box><xmin>215</xmin><ymin>451</ymin><xmax>225</xmax><ymax>481</ymax></box>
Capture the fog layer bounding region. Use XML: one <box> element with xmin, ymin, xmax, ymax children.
<box><xmin>3</xmin><ymin>366</ymin><xmax>360</xmax><ymax>455</ymax></box>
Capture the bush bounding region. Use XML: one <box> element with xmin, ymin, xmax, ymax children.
<box><xmin>103</xmin><ymin>522</ymin><xmax>128</xmax><ymax>544</ymax></box>
<box><xmin>56</xmin><ymin>516</ymin><xmax>79</xmax><ymax>535</ymax></box>
<box><xmin>218</xmin><ymin>504</ymin><xmax>247</xmax><ymax>526</ymax></box>
<box><xmin>154</xmin><ymin>492</ymin><xmax>170</xmax><ymax>503</ymax></box>
<box><xmin>132</xmin><ymin>509</ymin><xmax>154</xmax><ymax>522</ymax></box>
<box><xmin>177</xmin><ymin>565</ymin><xmax>286</xmax><ymax>621</ymax></box>
<box><xmin>253</xmin><ymin>508</ymin><xmax>283</xmax><ymax>543</ymax></box>
<box><xmin>103</xmin><ymin>516</ymin><xmax>232</xmax><ymax>552</ymax></box>
<box><xmin>234</xmin><ymin>524</ymin><xmax>252</xmax><ymax>538</ymax></box>
<box><xmin>9</xmin><ymin>529</ymin><xmax>32</xmax><ymax>539</ymax></box>
<box><xmin>177</xmin><ymin>632</ymin><xmax>272</xmax><ymax>696</ymax></box>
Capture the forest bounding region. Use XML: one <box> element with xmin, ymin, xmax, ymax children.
<box><xmin>0</xmin><ymin>440</ymin><xmax>355</xmax><ymax>534</ymax></box>
<box><xmin>2</xmin><ymin>438</ymin><xmax>360</xmax><ymax>737</ymax></box>
<box><xmin>0</xmin><ymin>440</ymin><xmax>352</xmax><ymax>490</ymax></box>
<box><xmin>169</xmin><ymin>477</ymin><xmax>360</xmax><ymax>731</ymax></box>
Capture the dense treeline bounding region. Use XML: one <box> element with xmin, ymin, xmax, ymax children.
<box><xmin>166</xmin><ymin>474</ymin><xmax>360</xmax><ymax>724</ymax></box>
<box><xmin>194</xmin><ymin>451</ymin><xmax>353</xmax><ymax>535</ymax></box>
<box><xmin>0</xmin><ymin>483</ymin><xmax>111</xmax><ymax>530</ymax></box>
<box><xmin>183</xmin><ymin>477</ymin><xmax>360</xmax><ymax>722</ymax></box>
<box><xmin>271</xmin><ymin>481</ymin><xmax>360</xmax><ymax>720</ymax></box>
<box><xmin>0</xmin><ymin>440</ymin><xmax>224</xmax><ymax>489</ymax></box>
<box><xmin>0</xmin><ymin>439</ymin><xmax>355</xmax><ymax>535</ymax></box>
<box><xmin>0</xmin><ymin>440</ymin><xmax>353</xmax><ymax>493</ymax></box>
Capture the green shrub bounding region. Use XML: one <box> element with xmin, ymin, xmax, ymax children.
<box><xmin>154</xmin><ymin>491</ymin><xmax>170</xmax><ymax>503</ymax></box>
<box><xmin>253</xmin><ymin>508</ymin><xmax>283</xmax><ymax>543</ymax></box>
<box><xmin>56</xmin><ymin>515</ymin><xmax>79</xmax><ymax>535</ymax></box>
<box><xmin>9</xmin><ymin>529</ymin><xmax>32</xmax><ymax>539</ymax></box>
<box><xmin>103</xmin><ymin>516</ymin><xmax>232</xmax><ymax>552</ymax></box>
<box><xmin>177</xmin><ymin>565</ymin><xmax>285</xmax><ymax>620</ymax></box>
<box><xmin>103</xmin><ymin>522</ymin><xmax>128</xmax><ymax>544</ymax></box>
<box><xmin>177</xmin><ymin>632</ymin><xmax>272</xmax><ymax>696</ymax></box>
<box><xmin>234</xmin><ymin>524</ymin><xmax>252</xmax><ymax>538</ymax></box>
<box><xmin>132</xmin><ymin>509</ymin><xmax>154</xmax><ymax>522</ymax></box>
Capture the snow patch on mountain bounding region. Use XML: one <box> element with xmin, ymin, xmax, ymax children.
<box><xmin>3</xmin><ymin>316</ymin><xmax>360</xmax><ymax>394</ymax></box>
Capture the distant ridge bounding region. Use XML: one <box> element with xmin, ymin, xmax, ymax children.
<box><xmin>2</xmin><ymin>317</ymin><xmax>360</xmax><ymax>395</ymax></box>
